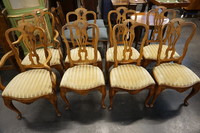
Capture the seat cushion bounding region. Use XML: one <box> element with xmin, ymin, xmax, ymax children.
<box><xmin>22</xmin><ymin>48</ymin><xmax>61</xmax><ymax>66</ymax></box>
<box><xmin>153</xmin><ymin>63</ymin><xmax>200</xmax><ymax>88</ymax></box>
<box><xmin>2</xmin><ymin>69</ymin><xmax>55</xmax><ymax>99</ymax></box>
<box><xmin>106</xmin><ymin>46</ymin><xmax>140</xmax><ymax>62</ymax></box>
<box><xmin>60</xmin><ymin>65</ymin><xmax>105</xmax><ymax>90</ymax></box>
<box><xmin>87</xmin><ymin>27</ymin><xmax>108</xmax><ymax>41</ymax></box>
<box><xmin>110</xmin><ymin>65</ymin><xmax>155</xmax><ymax>90</ymax></box>
<box><xmin>143</xmin><ymin>44</ymin><xmax>180</xmax><ymax>60</ymax></box>
<box><xmin>65</xmin><ymin>47</ymin><xmax>102</xmax><ymax>63</ymax></box>
<box><xmin>87</xmin><ymin>19</ymin><xmax>105</xmax><ymax>28</ymax></box>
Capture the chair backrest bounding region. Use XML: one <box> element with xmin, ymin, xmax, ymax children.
<box><xmin>112</xmin><ymin>19</ymin><xmax>149</xmax><ymax>67</ymax></box>
<box><xmin>157</xmin><ymin>18</ymin><xmax>196</xmax><ymax>65</ymax></box>
<box><xmin>146</xmin><ymin>6</ymin><xmax>176</xmax><ymax>45</ymax></box>
<box><xmin>62</xmin><ymin>20</ymin><xmax>99</xmax><ymax>66</ymax></box>
<box><xmin>21</xmin><ymin>9</ymin><xmax>60</xmax><ymax>48</ymax></box>
<box><xmin>108</xmin><ymin>7</ymin><xmax>137</xmax><ymax>47</ymax></box>
<box><xmin>5</xmin><ymin>23</ymin><xmax>51</xmax><ymax>72</ymax></box>
<box><xmin>66</xmin><ymin>7</ymin><xmax>97</xmax><ymax>23</ymax></box>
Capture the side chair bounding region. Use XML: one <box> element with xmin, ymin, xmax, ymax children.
<box><xmin>150</xmin><ymin>18</ymin><xmax>200</xmax><ymax>107</ymax></box>
<box><xmin>109</xmin><ymin>19</ymin><xmax>155</xmax><ymax>110</ymax></box>
<box><xmin>60</xmin><ymin>20</ymin><xmax>106</xmax><ymax>109</ymax></box>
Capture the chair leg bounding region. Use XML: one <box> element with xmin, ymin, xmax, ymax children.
<box><xmin>60</xmin><ymin>88</ymin><xmax>71</xmax><ymax>110</ymax></box>
<box><xmin>145</xmin><ymin>86</ymin><xmax>155</xmax><ymax>108</ymax></box>
<box><xmin>150</xmin><ymin>85</ymin><xmax>162</xmax><ymax>107</ymax></box>
<box><xmin>142</xmin><ymin>59</ymin><xmax>151</xmax><ymax>68</ymax></box>
<box><xmin>108</xmin><ymin>88</ymin><xmax>116</xmax><ymax>110</ymax></box>
<box><xmin>46</xmin><ymin>94</ymin><xmax>61</xmax><ymax>117</ymax></box>
<box><xmin>54</xmin><ymin>65</ymin><xmax>64</xmax><ymax>77</ymax></box>
<box><xmin>98</xmin><ymin>61</ymin><xmax>103</xmax><ymax>70</ymax></box>
<box><xmin>3</xmin><ymin>98</ymin><xmax>22</xmax><ymax>119</ymax></box>
<box><xmin>184</xmin><ymin>84</ymin><xmax>200</xmax><ymax>106</ymax></box>
<box><xmin>100</xmin><ymin>86</ymin><xmax>106</xmax><ymax>109</ymax></box>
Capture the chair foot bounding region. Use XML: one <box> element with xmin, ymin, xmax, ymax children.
<box><xmin>108</xmin><ymin>105</ymin><xmax>113</xmax><ymax>111</ymax></box>
<box><xmin>101</xmin><ymin>104</ymin><xmax>106</xmax><ymax>109</ymax></box>
<box><xmin>65</xmin><ymin>105</ymin><xmax>71</xmax><ymax>111</ymax></box>
<box><xmin>184</xmin><ymin>101</ymin><xmax>189</xmax><ymax>106</ymax></box>
<box><xmin>3</xmin><ymin>98</ymin><xmax>22</xmax><ymax>119</ymax></box>
<box><xmin>145</xmin><ymin>103</ymin><xmax>154</xmax><ymax>108</ymax></box>
<box><xmin>17</xmin><ymin>114</ymin><xmax>22</xmax><ymax>120</ymax></box>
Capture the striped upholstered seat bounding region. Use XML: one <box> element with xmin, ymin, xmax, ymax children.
<box><xmin>60</xmin><ymin>65</ymin><xmax>105</xmax><ymax>90</ymax></box>
<box><xmin>22</xmin><ymin>48</ymin><xmax>61</xmax><ymax>66</ymax></box>
<box><xmin>65</xmin><ymin>47</ymin><xmax>102</xmax><ymax>63</ymax></box>
<box><xmin>143</xmin><ymin>44</ymin><xmax>180</xmax><ymax>60</ymax></box>
<box><xmin>106</xmin><ymin>46</ymin><xmax>140</xmax><ymax>62</ymax></box>
<box><xmin>110</xmin><ymin>65</ymin><xmax>155</xmax><ymax>90</ymax></box>
<box><xmin>153</xmin><ymin>63</ymin><xmax>200</xmax><ymax>88</ymax></box>
<box><xmin>2</xmin><ymin>69</ymin><xmax>55</xmax><ymax>99</ymax></box>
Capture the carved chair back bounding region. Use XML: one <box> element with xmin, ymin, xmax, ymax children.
<box><xmin>108</xmin><ymin>7</ymin><xmax>137</xmax><ymax>47</ymax></box>
<box><xmin>66</xmin><ymin>8</ymin><xmax>97</xmax><ymax>23</ymax></box>
<box><xmin>112</xmin><ymin>19</ymin><xmax>149</xmax><ymax>67</ymax></box>
<box><xmin>62</xmin><ymin>20</ymin><xmax>99</xmax><ymax>67</ymax></box>
<box><xmin>157</xmin><ymin>18</ymin><xmax>196</xmax><ymax>65</ymax></box>
<box><xmin>21</xmin><ymin>9</ymin><xmax>59</xmax><ymax>48</ymax></box>
<box><xmin>146</xmin><ymin>6</ymin><xmax>176</xmax><ymax>45</ymax></box>
<box><xmin>5</xmin><ymin>23</ymin><xmax>52</xmax><ymax>72</ymax></box>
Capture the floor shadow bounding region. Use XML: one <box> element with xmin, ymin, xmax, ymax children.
<box><xmin>108</xmin><ymin>92</ymin><xmax>183</xmax><ymax>125</ymax></box>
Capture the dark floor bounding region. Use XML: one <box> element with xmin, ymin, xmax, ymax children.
<box><xmin>0</xmin><ymin>15</ymin><xmax>200</xmax><ymax>133</ymax></box>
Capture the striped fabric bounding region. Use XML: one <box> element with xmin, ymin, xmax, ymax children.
<box><xmin>65</xmin><ymin>47</ymin><xmax>102</xmax><ymax>63</ymax></box>
<box><xmin>153</xmin><ymin>63</ymin><xmax>200</xmax><ymax>87</ymax></box>
<box><xmin>143</xmin><ymin>44</ymin><xmax>180</xmax><ymax>60</ymax></box>
<box><xmin>106</xmin><ymin>46</ymin><xmax>140</xmax><ymax>62</ymax></box>
<box><xmin>2</xmin><ymin>69</ymin><xmax>55</xmax><ymax>99</ymax></box>
<box><xmin>110</xmin><ymin>64</ymin><xmax>155</xmax><ymax>90</ymax></box>
<box><xmin>60</xmin><ymin>65</ymin><xmax>105</xmax><ymax>90</ymax></box>
<box><xmin>22</xmin><ymin>48</ymin><xmax>61</xmax><ymax>66</ymax></box>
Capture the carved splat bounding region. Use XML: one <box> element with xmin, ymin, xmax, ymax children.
<box><xmin>112</xmin><ymin>19</ymin><xmax>149</xmax><ymax>67</ymax></box>
<box><xmin>108</xmin><ymin>7</ymin><xmax>137</xmax><ymax>47</ymax></box>
<box><xmin>157</xmin><ymin>18</ymin><xmax>196</xmax><ymax>65</ymax></box>
<box><xmin>62</xmin><ymin>20</ymin><xmax>99</xmax><ymax>66</ymax></box>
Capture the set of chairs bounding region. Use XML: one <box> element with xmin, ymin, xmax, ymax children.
<box><xmin>0</xmin><ymin>5</ymin><xmax>200</xmax><ymax>119</ymax></box>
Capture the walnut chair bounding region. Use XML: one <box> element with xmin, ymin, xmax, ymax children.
<box><xmin>109</xmin><ymin>19</ymin><xmax>155</xmax><ymax>110</ymax></box>
<box><xmin>106</xmin><ymin>7</ymin><xmax>139</xmax><ymax>73</ymax></box>
<box><xmin>60</xmin><ymin>20</ymin><xmax>106</xmax><ymax>109</ymax></box>
<box><xmin>65</xmin><ymin>7</ymin><xmax>108</xmax><ymax>49</ymax></box>
<box><xmin>20</xmin><ymin>9</ymin><xmax>64</xmax><ymax>76</ymax></box>
<box><xmin>150</xmin><ymin>18</ymin><xmax>200</xmax><ymax>107</ymax></box>
<box><xmin>0</xmin><ymin>23</ymin><xmax>61</xmax><ymax>119</ymax></box>
<box><xmin>142</xmin><ymin>6</ymin><xmax>177</xmax><ymax>67</ymax></box>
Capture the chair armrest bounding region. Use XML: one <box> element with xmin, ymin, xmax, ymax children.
<box><xmin>53</xmin><ymin>29</ymin><xmax>60</xmax><ymax>48</ymax></box>
<box><xmin>0</xmin><ymin>51</ymin><xmax>14</xmax><ymax>91</ymax></box>
<box><xmin>0</xmin><ymin>51</ymin><xmax>14</xmax><ymax>68</ymax></box>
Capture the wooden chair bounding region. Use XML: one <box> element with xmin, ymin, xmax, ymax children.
<box><xmin>109</xmin><ymin>19</ymin><xmax>155</xmax><ymax>110</ymax></box>
<box><xmin>150</xmin><ymin>18</ymin><xmax>200</xmax><ymax>107</ymax></box>
<box><xmin>65</xmin><ymin>8</ymin><xmax>108</xmax><ymax>47</ymax></box>
<box><xmin>0</xmin><ymin>23</ymin><xmax>61</xmax><ymax>119</ymax></box>
<box><xmin>60</xmin><ymin>20</ymin><xmax>106</xmax><ymax>109</ymax></box>
<box><xmin>20</xmin><ymin>9</ymin><xmax>64</xmax><ymax>76</ymax></box>
<box><xmin>142</xmin><ymin>6</ymin><xmax>177</xmax><ymax>67</ymax></box>
<box><xmin>106</xmin><ymin>7</ymin><xmax>139</xmax><ymax>72</ymax></box>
